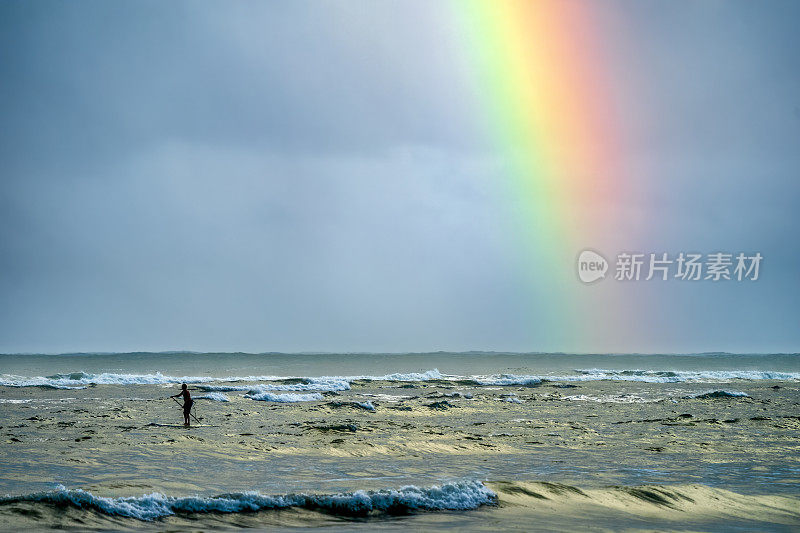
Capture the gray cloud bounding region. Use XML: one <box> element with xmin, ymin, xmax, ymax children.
<box><xmin>1</xmin><ymin>1</ymin><xmax>798</xmax><ymax>353</ymax></box>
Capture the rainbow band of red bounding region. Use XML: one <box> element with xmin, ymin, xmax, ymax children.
<box><xmin>452</xmin><ymin>0</ymin><xmax>631</xmax><ymax>346</ymax></box>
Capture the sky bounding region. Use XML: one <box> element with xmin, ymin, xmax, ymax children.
<box><xmin>1</xmin><ymin>0</ymin><xmax>798</xmax><ymax>354</ymax></box>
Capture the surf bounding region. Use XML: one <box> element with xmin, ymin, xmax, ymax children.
<box><xmin>3</xmin><ymin>366</ymin><xmax>799</xmax><ymax>390</ymax></box>
<box><xmin>3</xmin><ymin>481</ymin><xmax>798</xmax><ymax>531</ymax></box>
<box><xmin>0</xmin><ymin>480</ymin><xmax>496</xmax><ymax>521</ymax></box>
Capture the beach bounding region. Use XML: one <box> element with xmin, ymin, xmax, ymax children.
<box><xmin>1</xmin><ymin>352</ymin><xmax>799</xmax><ymax>531</ymax></box>
<box><xmin>3</xmin><ymin>0</ymin><xmax>799</xmax><ymax>530</ymax></box>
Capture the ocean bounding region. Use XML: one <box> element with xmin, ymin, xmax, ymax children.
<box><xmin>1</xmin><ymin>352</ymin><xmax>799</xmax><ymax>531</ymax></box>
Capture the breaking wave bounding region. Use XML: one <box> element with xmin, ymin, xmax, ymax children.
<box><xmin>1</xmin><ymin>367</ymin><xmax>797</xmax><ymax>391</ymax></box>
<box><xmin>198</xmin><ymin>378</ymin><xmax>351</xmax><ymax>393</ymax></box>
<box><xmin>196</xmin><ymin>392</ymin><xmax>230</xmax><ymax>402</ymax></box>
<box><xmin>356</xmin><ymin>369</ymin><xmax>445</xmax><ymax>382</ymax></box>
<box><xmin>473</xmin><ymin>374</ymin><xmax>544</xmax><ymax>386</ymax></box>
<box><xmin>0</xmin><ymin>371</ymin><xmax>444</xmax><ymax>391</ymax></box>
<box><xmin>568</xmin><ymin>369</ymin><xmax>800</xmax><ymax>383</ymax></box>
<box><xmin>0</xmin><ymin>481</ymin><xmax>495</xmax><ymax>521</ymax></box>
<box><xmin>469</xmin><ymin>369</ymin><xmax>800</xmax><ymax>385</ymax></box>
<box><xmin>0</xmin><ymin>372</ymin><xmax>218</xmax><ymax>390</ymax></box>
<box><xmin>244</xmin><ymin>392</ymin><xmax>324</xmax><ymax>403</ymax></box>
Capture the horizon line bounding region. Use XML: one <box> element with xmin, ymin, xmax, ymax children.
<box><xmin>1</xmin><ymin>350</ymin><xmax>798</xmax><ymax>357</ymax></box>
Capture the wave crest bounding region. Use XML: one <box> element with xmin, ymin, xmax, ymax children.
<box><xmin>2</xmin><ymin>366</ymin><xmax>798</xmax><ymax>390</ymax></box>
<box><xmin>244</xmin><ymin>392</ymin><xmax>324</xmax><ymax>403</ymax></box>
<box><xmin>0</xmin><ymin>481</ymin><xmax>496</xmax><ymax>521</ymax></box>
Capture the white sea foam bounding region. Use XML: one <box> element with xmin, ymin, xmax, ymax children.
<box><xmin>0</xmin><ymin>372</ymin><xmax>216</xmax><ymax>389</ymax></box>
<box><xmin>472</xmin><ymin>369</ymin><xmax>800</xmax><ymax>385</ymax></box>
<box><xmin>474</xmin><ymin>374</ymin><xmax>543</xmax><ymax>386</ymax></box>
<box><xmin>563</xmin><ymin>394</ymin><xmax>656</xmax><ymax>404</ymax></box>
<box><xmin>355</xmin><ymin>400</ymin><xmax>376</xmax><ymax>411</ymax></box>
<box><xmin>568</xmin><ymin>369</ymin><xmax>800</xmax><ymax>383</ymax></box>
<box><xmin>0</xmin><ymin>374</ymin><xmax>88</xmax><ymax>390</ymax></box>
<box><xmin>685</xmin><ymin>390</ymin><xmax>750</xmax><ymax>399</ymax></box>
<box><xmin>0</xmin><ymin>397</ymin><xmax>89</xmax><ymax>404</ymax></box>
<box><xmin>196</xmin><ymin>384</ymin><xmax>252</xmax><ymax>392</ymax></box>
<box><xmin>355</xmin><ymin>369</ymin><xmax>445</xmax><ymax>382</ymax></box>
<box><xmin>244</xmin><ymin>392</ymin><xmax>324</xmax><ymax>403</ymax></box>
<box><xmin>196</xmin><ymin>392</ymin><xmax>230</xmax><ymax>402</ymax></box>
<box><xmin>1</xmin><ymin>366</ymin><xmax>797</xmax><ymax>390</ymax></box>
<box><xmin>362</xmin><ymin>393</ymin><xmax>414</xmax><ymax>402</ymax></box>
<box><xmin>0</xmin><ymin>370</ymin><xmax>444</xmax><ymax>390</ymax></box>
<box><xmin>199</xmin><ymin>378</ymin><xmax>350</xmax><ymax>393</ymax></box>
<box><xmin>0</xmin><ymin>481</ymin><xmax>495</xmax><ymax>520</ymax></box>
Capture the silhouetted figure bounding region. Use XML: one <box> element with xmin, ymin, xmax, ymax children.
<box><xmin>170</xmin><ymin>383</ymin><xmax>194</xmax><ymax>426</ymax></box>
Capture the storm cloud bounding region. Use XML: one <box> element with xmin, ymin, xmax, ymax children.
<box><xmin>1</xmin><ymin>1</ymin><xmax>798</xmax><ymax>353</ymax></box>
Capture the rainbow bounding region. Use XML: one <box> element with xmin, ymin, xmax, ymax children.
<box><xmin>451</xmin><ymin>0</ymin><xmax>635</xmax><ymax>347</ymax></box>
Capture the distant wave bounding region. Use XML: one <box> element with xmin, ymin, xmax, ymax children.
<box><xmin>0</xmin><ymin>481</ymin><xmax>495</xmax><ymax>521</ymax></box>
<box><xmin>1</xmin><ymin>367</ymin><xmax>798</xmax><ymax>390</ymax></box>
<box><xmin>355</xmin><ymin>369</ymin><xmax>445</xmax><ymax>382</ymax></box>
<box><xmin>472</xmin><ymin>374</ymin><xmax>543</xmax><ymax>386</ymax></box>
<box><xmin>198</xmin><ymin>378</ymin><xmax>351</xmax><ymax>393</ymax></box>
<box><xmin>0</xmin><ymin>370</ymin><xmax>443</xmax><ymax>390</ymax></box>
<box><xmin>470</xmin><ymin>369</ymin><xmax>800</xmax><ymax>385</ymax></box>
<box><xmin>0</xmin><ymin>372</ymin><xmax>218</xmax><ymax>390</ymax></box>
<box><xmin>569</xmin><ymin>369</ymin><xmax>800</xmax><ymax>383</ymax></box>
<box><xmin>244</xmin><ymin>392</ymin><xmax>324</xmax><ymax>403</ymax></box>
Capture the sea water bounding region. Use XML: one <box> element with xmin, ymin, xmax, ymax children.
<box><xmin>1</xmin><ymin>352</ymin><xmax>798</xmax><ymax>531</ymax></box>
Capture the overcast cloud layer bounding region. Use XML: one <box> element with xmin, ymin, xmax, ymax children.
<box><xmin>1</xmin><ymin>1</ymin><xmax>798</xmax><ymax>353</ymax></box>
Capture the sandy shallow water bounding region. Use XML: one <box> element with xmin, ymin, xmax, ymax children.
<box><xmin>1</xmin><ymin>368</ymin><xmax>799</xmax><ymax>531</ymax></box>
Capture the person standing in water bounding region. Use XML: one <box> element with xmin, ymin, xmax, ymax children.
<box><xmin>170</xmin><ymin>383</ymin><xmax>194</xmax><ymax>426</ymax></box>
